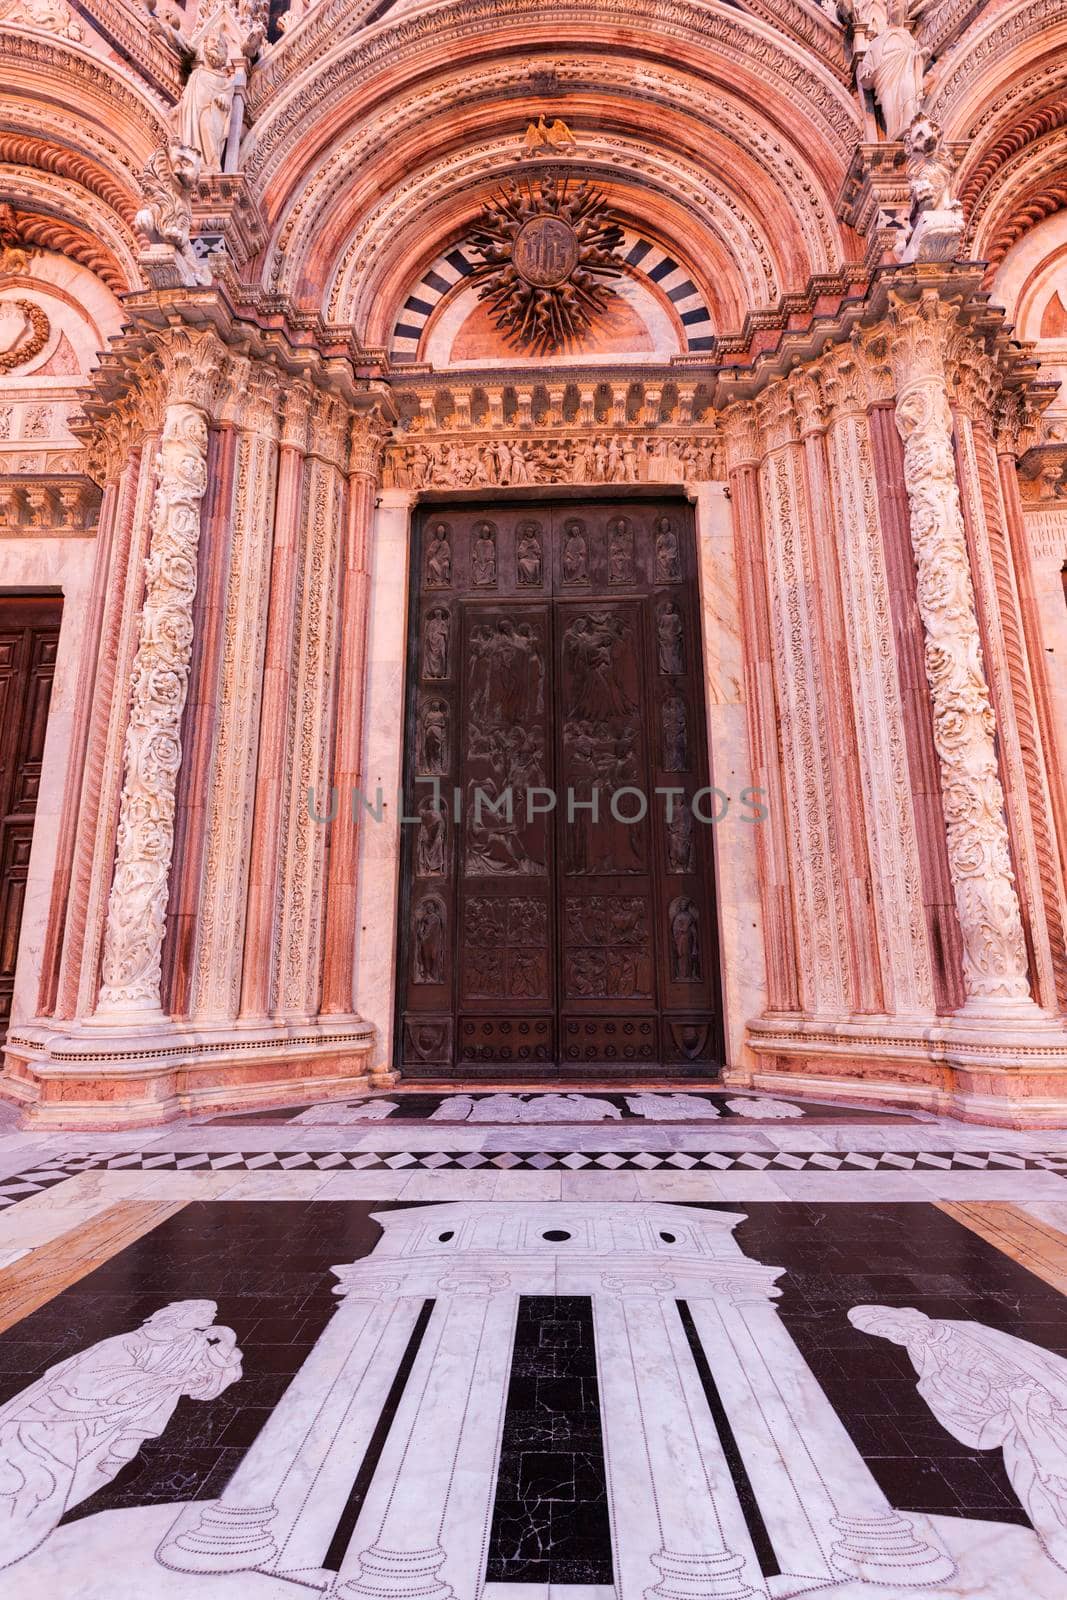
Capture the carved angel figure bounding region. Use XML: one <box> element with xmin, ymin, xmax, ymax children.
<box><xmin>174</xmin><ymin>32</ymin><xmax>235</xmax><ymax>174</ymax></box>
<box><xmin>134</xmin><ymin>146</ymin><xmax>212</xmax><ymax>288</ymax></box>
<box><xmin>850</xmin><ymin>1305</ymin><xmax>1067</xmax><ymax>1572</ymax></box>
<box><xmin>856</xmin><ymin>0</ymin><xmax>928</xmax><ymax>139</ymax></box>
<box><xmin>0</xmin><ymin>1300</ymin><xmax>241</xmax><ymax>1568</ymax></box>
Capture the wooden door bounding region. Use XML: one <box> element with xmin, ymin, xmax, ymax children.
<box><xmin>397</xmin><ymin>499</ymin><xmax>720</xmax><ymax>1078</ymax></box>
<box><xmin>0</xmin><ymin>596</ymin><xmax>61</xmax><ymax>1041</ymax></box>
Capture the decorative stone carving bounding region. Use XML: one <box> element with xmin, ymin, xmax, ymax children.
<box><xmin>468</xmin><ymin>175</ymin><xmax>623</xmax><ymax>352</ymax></box>
<box><xmin>901</xmin><ymin>116</ymin><xmax>964</xmax><ymax>262</ymax></box>
<box><xmin>174</xmin><ymin>32</ymin><xmax>236</xmax><ymax>176</ymax></box>
<box><xmin>0</xmin><ymin>0</ymin><xmax>82</xmax><ymax>39</ymax></box>
<box><xmin>888</xmin><ymin>293</ymin><xmax>1031</xmax><ymax>1007</ymax></box>
<box><xmin>521</xmin><ymin>114</ymin><xmax>577</xmax><ymax>157</ymax></box>
<box><xmin>857</xmin><ymin>0</ymin><xmax>928</xmax><ymax>139</ymax></box>
<box><xmin>0</xmin><ymin>299</ymin><xmax>49</xmax><ymax>373</ymax></box>
<box><xmin>97</xmin><ymin>346</ymin><xmax>218</xmax><ymax>1016</ymax></box>
<box><xmin>134</xmin><ymin>145</ymin><xmax>213</xmax><ymax>288</ymax></box>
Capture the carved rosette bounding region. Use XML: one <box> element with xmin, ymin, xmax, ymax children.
<box><xmin>97</xmin><ymin>400</ymin><xmax>210</xmax><ymax>1014</ymax></box>
<box><xmin>888</xmin><ymin>293</ymin><xmax>1030</xmax><ymax>1006</ymax></box>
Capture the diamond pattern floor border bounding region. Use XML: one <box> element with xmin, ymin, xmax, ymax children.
<box><xmin>1</xmin><ymin>1147</ymin><xmax>1066</xmax><ymax>1204</ymax></box>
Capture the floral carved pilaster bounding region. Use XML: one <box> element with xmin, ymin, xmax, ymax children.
<box><xmin>887</xmin><ymin>293</ymin><xmax>1031</xmax><ymax>1009</ymax></box>
<box><xmin>96</xmin><ymin>336</ymin><xmax>224</xmax><ymax>1018</ymax></box>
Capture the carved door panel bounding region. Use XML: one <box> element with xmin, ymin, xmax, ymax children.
<box><xmin>398</xmin><ymin>500</ymin><xmax>719</xmax><ymax>1076</ymax></box>
<box><xmin>0</xmin><ymin>597</ymin><xmax>61</xmax><ymax>1041</ymax></box>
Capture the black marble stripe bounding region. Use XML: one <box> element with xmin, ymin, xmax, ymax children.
<box><xmin>486</xmin><ymin>1295</ymin><xmax>614</xmax><ymax>1585</ymax></box>
<box><xmin>677</xmin><ymin>1299</ymin><xmax>780</xmax><ymax>1578</ymax></box>
<box><xmin>322</xmin><ymin>1297</ymin><xmax>436</xmax><ymax>1572</ymax></box>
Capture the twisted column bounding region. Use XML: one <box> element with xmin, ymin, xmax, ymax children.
<box><xmin>887</xmin><ymin>292</ymin><xmax>1032</xmax><ymax>1010</ymax></box>
<box><xmin>95</xmin><ymin>335</ymin><xmax>222</xmax><ymax>1018</ymax></box>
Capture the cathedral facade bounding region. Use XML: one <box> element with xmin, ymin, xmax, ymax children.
<box><xmin>0</xmin><ymin>0</ymin><xmax>1066</xmax><ymax>1129</ymax></box>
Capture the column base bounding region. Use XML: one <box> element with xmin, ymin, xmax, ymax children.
<box><xmin>0</xmin><ymin>1013</ymin><xmax>376</xmax><ymax>1129</ymax></box>
<box><xmin>648</xmin><ymin>1546</ymin><xmax>755</xmax><ymax>1598</ymax></box>
<box><xmin>333</xmin><ymin>1543</ymin><xmax>453</xmax><ymax>1599</ymax></box>
<box><xmin>741</xmin><ymin>1011</ymin><xmax>1067</xmax><ymax>1127</ymax></box>
<box><xmin>829</xmin><ymin>1512</ymin><xmax>956</xmax><ymax>1586</ymax></box>
<box><xmin>157</xmin><ymin>1502</ymin><xmax>280</xmax><ymax>1573</ymax></box>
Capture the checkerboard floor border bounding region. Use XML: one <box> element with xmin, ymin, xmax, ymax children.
<box><xmin>1</xmin><ymin>1146</ymin><xmax>1066</xmax><ymax>1205</ymax></box>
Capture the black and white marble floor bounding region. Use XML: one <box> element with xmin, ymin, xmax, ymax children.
<box><xmin>1</xmin><ymin>1086</ymin><xmax>1066</xmax><ymax>1597</ymax></box>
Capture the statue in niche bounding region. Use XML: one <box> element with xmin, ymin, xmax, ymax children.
<box><xmin>850</xmin><ymin>1305</ymin><xmax>1067</xmax><ymax>1573</ymax></box>
<box><xmin>516</xmin><ymin>522</ymin><xmax>544</xmax><ymax>586</ymax></box>
<box><xmin>608</xmin><ymin>517</ymin><xmax>635</xmax><ymax>584</ymax></box>
<box><xmin>423</xmin><ymin>607</ymin><xmax>450</xmax><ymax>680</ymax></box>
<box><xmin>173</xmin><ymin>32</ymin><xmax>235</xmax><ymax>174</ymax></box>
<box><xmin>669</xmin><ymin>895</ymin><xmax>701</xmax><ymax>981</ymax></box>
<box><xmin>656</xmin><ymin>601</ymin><xmax>685</xmax><ymax>675</ymax></box>
<box><xmin>471</xmin><ymin>521</ymin><xmax>497</xmax><ymax>586</ymax></box>
<box><xmin>418</xmin><ymin>697</ymin><xmax>449</xmax><ymax>775</ymax></box>
<box><xmin>654</xmin><ymin>515</ymin><xmax>681</xmax><ymax>581</ymax></box>
<box><xmin>662</xmin><ymin>692</ymin><xmax>688</xmax><ymax>772</ymax></box>
<box><xmin>415</xmin><ymin>796</ymin><xmax>447</xmax><ymax>877</ymax></box>
<box><xmin>856</xmin><ymin>0</ymin><xmax>928</xmax><ymax>140</ymax></box>
<box><xmin>425</xmin><ymin>523</ymin><xmax>452</xmax><ymax>587</ymax></box>
<box><xmin>413</xmin><ymin>894</ymin><xmax>446</xmax><ymax>984</ymax></box>
<box><xmin>562</xmin><ymin>520</ymin><xmax>589</xmax><ymax>584</ymax></box>
<box><xmin>0</xmin><ymin>1301</ymin><xmax>241</xmax><ymax>1569</ymax></box>
<box><xmin>666</xmin><ymin>799</ymin><xmax>694</xmax><ymax>873</ymax></box>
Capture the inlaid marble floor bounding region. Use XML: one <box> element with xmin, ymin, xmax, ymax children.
<box><xmin>1</xmin><ymin>1086</ymin><xmax>1066</xmax><ymax>1598</ymax></box>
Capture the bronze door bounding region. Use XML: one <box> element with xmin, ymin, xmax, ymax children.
<box><xmin>397</xmin><ymin>499</ymin><xmax>720</xmax><ymax>1078</ymax></box>
<box><xmin>0</xmin><ymin>596</ymin><xmax>61</xmax><ymax>1042</ymax></box>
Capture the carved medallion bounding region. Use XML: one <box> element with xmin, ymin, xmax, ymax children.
<box><xmin>0</xmin><ymin>300</ymin><xmax>49</xmax><ymax>374</ymax></box>
<box><xmin>468</xmin><ymin>176</ymin><xmax>623</xmax><ymax>353</ymax></box>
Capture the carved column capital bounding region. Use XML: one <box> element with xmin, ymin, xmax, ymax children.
<box><xmin>755</xmin><ymin>381</ymin><xmax>799</xmax><ymax>454</ymax></box>
<box><xmin>157</xmin><ymin>328</ymin><xmax>230</xmax><ymax>419</ymax></box>
<box><xmin>849</xmin><ymin>328</ymin><xmax>896</xmax><ymax>407</ymax></box>
<box><xmin>886</xmin><ymin>294</ymin><xmax>1032</xmax><ymax>1008</ymax></box>
<box><xmin>348</xmin><ymin>408</ymin><xmax>392</xmax><ymax>482</ymax></box>
<box><xmin>721</xmin><ymin>402</ymin><xmax>761</xmax><ymax>473</ymax></box>
<box><xmin>787</xmin><ymin>369</ymin><xmax>829</xmax><ymax>437</ymax></box>
<box><xmin>280</xmin><ymin>384</ymin><xmax>314</xmax><ymax>453</ymax></box>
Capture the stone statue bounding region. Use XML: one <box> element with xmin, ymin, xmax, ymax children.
<box><xmin>901</xmin><ymin>117</ymin><xmax>964</xmax><ymax>261</ymax></box>
<box><xmin>174</xmin><ymin>32</ymin><xmax>235</xmax><ymax>174</ymax></box>
<box><xmin>856</xmin><ymin>0</ymin><xmax>928</xmax><ymax>139</ymax></box>
<box><xmin>850</xmin><ymin>1305</ymin><xmax>1067</xmax><ymax>1572</ymax></box>
<box><xmin>133</xmin><ymin>144</ymin><xmax>212</xmax><ymax>288</ymax></box>
<box><xmin>0</xmin><ymin>1301</ymin><xmax>241</xmax><ymax>1569</ymax></box>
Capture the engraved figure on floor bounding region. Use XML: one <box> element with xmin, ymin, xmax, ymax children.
<box><xmin>850</xmin><ymin>1304</ymin><xmax>1067</xmax><ymax>1572</ymax></box>
<box><xmin>413</xmin><ymin>894</ymin><xmax>446</xmax><ymax>984</ymax></box>
<box><xmin>426</xmin><ymin>523</ymin><xmax>452</xmax><ymax>587</ymax></box>
<box><xmin>0</xmin><ymin>1300</ymin><xmax>241</xmax><ymax>1568</ymax></box>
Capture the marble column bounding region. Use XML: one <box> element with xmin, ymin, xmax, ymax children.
<box><xmin>594</xmin><ymin>1283</ymin><xmax>760</xmax><ymax>1598</ymax></box>
<box><xmin>321</xmin><ymin>410</ymin><xmax>387</xmax><ymax>1016</ymax></box>
<box><xmin>887</xmin><ymin>291</ymin><xmax>1033</xmax><ymax>1012</ymax></box>
<box><xmin>721</xmin><ymin>407</ymin><xmax>799</xmax><ymax>1014</ymax></box>
<box><xmin>158</xmin><ymin>1284</ymin><xmax>426</xmax><ymax>1575</ymax></box>
<box><xmin>331</xmin><ymin>1281</ymin><xmax>516</xmax><ymax>1599</ymax></box>
<box><xmin>353</xmin><ymin>489</ymin><xmax>415</xmax><ymax>1075</ymax></box>
<box><xmin>93</xmin><ymin>332</ymin><xmax>224</xmax><ymax>1021</ymax></box>
<box><xmin>686</xmin><ymin>1288</ymin><xmax>956</xmax><ymax>1588</ymax></box>
<box><xmin>239</xmin><ymin>385</ymin><xmax>311</xmax><ymax>1019</ymax></box>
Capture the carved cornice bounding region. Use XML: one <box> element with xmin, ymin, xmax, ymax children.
<box><xmin>74</xmin><ymin>0</ymin><xmax>184</xmax><ymax>100</ymax></box>
<box><xmin>928</xmin><ymin>0</ymin><xmax>1067</xmax><ymax>132</ymax></box>
<box><xmin>0</xmin><ymin>27</ymin><xmax>171</xmax><ymax>134</ymax></box>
